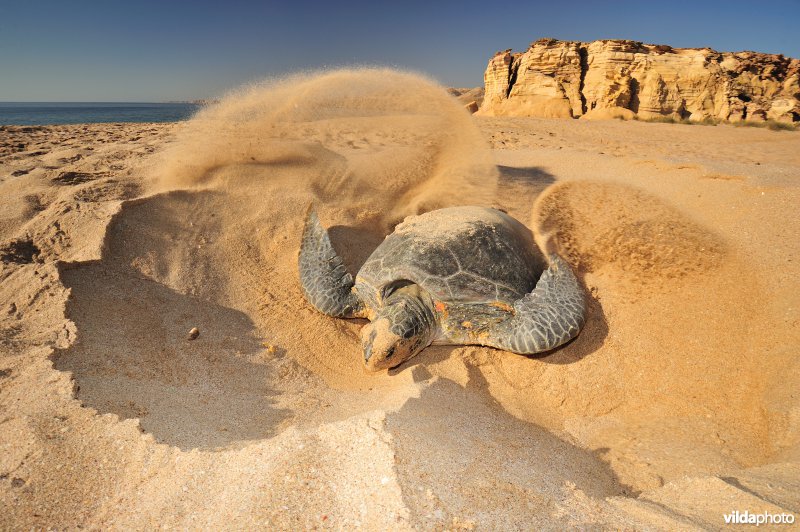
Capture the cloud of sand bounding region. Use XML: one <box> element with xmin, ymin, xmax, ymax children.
<box><xmin>150</xmin><ymin>68</ymin><xmax>498</xmax><ymax>227</ymax></box>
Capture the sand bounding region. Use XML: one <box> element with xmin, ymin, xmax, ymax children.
<box><xmin>1</xmin><ymin>69</ymin><xmax>798</xmax><ymax>529</ymax></box>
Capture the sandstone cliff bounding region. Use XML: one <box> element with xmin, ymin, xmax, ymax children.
<box><xmin>479</xmin><ymin>38</ymin><xmax>800</xmax><ymax>122</ymax></box>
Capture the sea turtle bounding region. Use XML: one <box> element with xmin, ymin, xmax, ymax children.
<box><xmin>298</xmin><ymin>205</ymin><xmax>586</xmax><ymax>372</ymax></box>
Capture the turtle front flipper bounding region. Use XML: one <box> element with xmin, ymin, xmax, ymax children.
<box><xmin>298</xmin><ymin>206</ymin><xmax>365</xmax><ymax>318</ymax></box>
<box><xmin>485</xmin><ymin>255</ymin><xmax>586</xmax><ymax>354</ymax></box>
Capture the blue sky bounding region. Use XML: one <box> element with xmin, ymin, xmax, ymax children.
<box><xmin>1</xmin><ymin>0</ymin><xmax>798</xmax><ymax>101</ymax></box>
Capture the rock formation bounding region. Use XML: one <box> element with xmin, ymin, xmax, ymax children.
<box><xmin>479</xmin><ymin>38</ymin><xmax>800</xmax><ymax>122</ymax></box>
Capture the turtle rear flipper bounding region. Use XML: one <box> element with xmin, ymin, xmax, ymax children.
<box><xmin>486</xmin><ymin>255</ymin><xmax>586</xmax><ymax>354</ymax></box>
<box><xmin>298</xmin><ymin>206</ymin><xmax>365</xmax><ymax>318</ymax></box>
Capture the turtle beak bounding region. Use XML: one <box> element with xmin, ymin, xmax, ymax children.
<box><xmin>360</xmin><ymin>319</ymin><xmax>403</xmax><ymax>373</ymax></box>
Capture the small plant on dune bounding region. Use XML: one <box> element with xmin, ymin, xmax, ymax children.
<box><xmin>732</xmin><ymin>120</ymin><xmax>797</xmax><ymax>131</ymax></box>
<box><xmin>694</xmin><ymin>117</ymin><xmax>720</xmax><ymax>126</ymax></box>
<box><xmin>645</xmin><ymin>115</ymin><xmax>678</xmax><ymax>124</ymax></box>
<box><xmin>634</xmin><ymin>115</ymin><xmax>720</xmax><ymax>126</ymax></box>
<box><xmin>767</xmin><ymin>120</ymin><xmax>796</xmax><ymax>131</ymax></box>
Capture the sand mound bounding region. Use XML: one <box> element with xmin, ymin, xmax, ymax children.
<box><xmin>486</xmin><ymin>181</ymin><xmax>791</xmax><ymax>488</ymax></box>
<box><xmin>533</xmin><ymin>181</ymin><xmax>726</xmax><ymax>282</ymax></box>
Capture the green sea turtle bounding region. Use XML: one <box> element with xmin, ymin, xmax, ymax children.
<box><xmin>298</xmin><ymin>205</ymin><xmax>586</xmax><ymax>372</ymax></box>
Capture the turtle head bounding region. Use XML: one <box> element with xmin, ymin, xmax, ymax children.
<box><xmin>360</xmin><ymin>285</ymin><xmax>435</xmax><ymax>372</ymax></box>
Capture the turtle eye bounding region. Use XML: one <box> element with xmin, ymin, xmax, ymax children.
<box><xmin>382</xmin><ymin>279</ymin><xmax>414</xmax><ymax>300</ymax></box>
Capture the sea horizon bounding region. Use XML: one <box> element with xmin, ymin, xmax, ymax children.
<box><xmin>0</xmin><ymin>100</ymin><xmax>209</xmax><ymax>104</ymax></box>
<box><xmin>0</xmin><ymin>101</ymin><xmax>203</xmax><ymax>126</ymax></box>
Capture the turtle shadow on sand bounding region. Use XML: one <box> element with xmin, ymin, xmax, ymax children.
<box><xmin>497</xmin><ymin>165</ymin><xmax>555</xmax><ymax>185</ymax></box>
<box><xmin>385</xmin><ymin>365</ymin><xmax>632</xmax><ymax>526</ymax></box>
<box><xmin>328</xmin><ymin>224</ymin><xmax>387</xmax><ymax>274</ymax></box>
<box><xmin>495</xmin><ymin>165</ymin><xmax>556</xmax><ymax>213</ymax></box>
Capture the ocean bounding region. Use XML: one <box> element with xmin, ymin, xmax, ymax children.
<box><xmin>0</xmin><ymin>102</ymin><xmax>202</xmax><ymax>126</ymax></box>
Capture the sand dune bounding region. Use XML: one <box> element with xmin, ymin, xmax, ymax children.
<box><xmin>1</xmin><ymin>69</ymin><xmax>798</xmax><ymax>528</ymax></box>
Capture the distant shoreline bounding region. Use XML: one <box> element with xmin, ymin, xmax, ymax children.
<box><xmin>0</xmin><ymin>101</ymin><xmax>207</xmax><ymax>105</ymax></box>
<box><xmin>0</xmin><ymin>102</ymin><xmax>202</xmax><ymax>126</ymax></box>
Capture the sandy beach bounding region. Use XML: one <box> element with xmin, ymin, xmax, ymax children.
<box><xmin>1</xmin><ymin>70</ymin><xmax>798</xmax><ymax>528</ymax></box>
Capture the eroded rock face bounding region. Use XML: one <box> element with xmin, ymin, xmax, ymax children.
<box><xmin>479</xmin><ymin>38</ymin><xmax>800</xmax><ymax>122</ymax></box>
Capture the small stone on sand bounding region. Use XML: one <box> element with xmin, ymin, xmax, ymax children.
<box><xmin>187</xmin><ymin>327</ymin><xmax>200</xmax><ymax>341</ymax></box>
